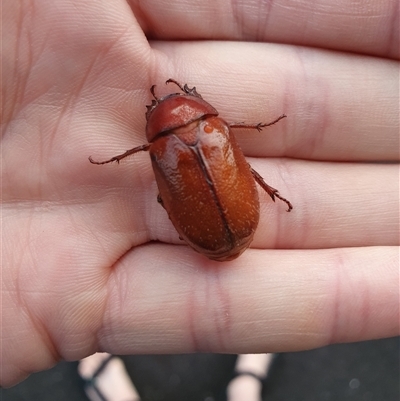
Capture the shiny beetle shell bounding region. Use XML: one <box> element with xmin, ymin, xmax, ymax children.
<box><xmin>149</xmin><ymin>115</ymin><xmax>260</xmax><ymax>261</ymax></box>
<box><xmin>89</xmin><ymin>79</ymin><xmax>292</xmax><ymax>261</ymax></box>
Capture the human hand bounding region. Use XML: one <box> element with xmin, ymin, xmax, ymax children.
<box><xmin>2</xmin><ymin>0</ymin><xmax>398</xmax><ymax>387</ymax></box>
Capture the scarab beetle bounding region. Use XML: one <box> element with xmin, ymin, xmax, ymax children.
<box><xmin>89</xmin><ymin>79</ymin><xmax>292</xmax><ymax>261</ymax></box>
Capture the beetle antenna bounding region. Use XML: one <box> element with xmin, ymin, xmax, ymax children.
<box><xmin>166</xmin><ymin>79</ymin><xmax>202</xmax><ymax>98</ymax></box>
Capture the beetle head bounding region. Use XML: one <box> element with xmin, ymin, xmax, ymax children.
<box><xmin>145</xmin><ymin>80</ymin><xmax>218</xmax><ymax>142</ymax></box>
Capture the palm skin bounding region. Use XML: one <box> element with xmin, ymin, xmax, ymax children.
<box><xmin>1</xmin><ymin>0</ymin><xmax>398</xmax><ymax>387</ymax></box>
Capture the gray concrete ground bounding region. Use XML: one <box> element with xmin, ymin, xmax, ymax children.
<box><xmin>1</xmin><ymin>337</ymin><xmax>398</xmax><ymax>401</ymax></box>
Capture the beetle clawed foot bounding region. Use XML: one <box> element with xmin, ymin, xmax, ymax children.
<box><xmin>274</xmin><ymin>192</ymin><xmax>293</xmax><ymax>212</ymax></box>
<box><xmin>88</xmin><ymin>156</ymin><xmax>106</xmax><ymax>165</ymax></box>
<box><xmin>255</xmin><ymin>122</ymin><xmax>266</xmax><ymax>132</ymax></box>
<box><xmin>183</xmin><ymin>84</ymin><xmax>202</xmax><ymax>98</ymax></box>
<box><xmin>149</xmin><ymin>85</ymin><xmax>159</xmax><ymax>101</ymax></box>
<box><xmin>250</xmin><ymin>167</ymin><xmax>293</xmax><ymax>212</ymax></box>
<box><xmin>262</xmin><ymin>114</ymin><xmax>287</xmax><ymax>128</ymax></box>
<box><xmin>89</xmin><ymin>156</ymin><xmax>120</xmax><ymax>165</ymax></box>
<box><xmin>166</xmin><ymin>79</ymin><xmax>202</xmax><ymax>98</ymax></box>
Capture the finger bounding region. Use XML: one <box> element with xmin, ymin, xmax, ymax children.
<box><xmin>250</xmin><ymin>159</ymin><xmax>400</xmax><ymax>249</ymax></box>
<box><xmin>130</xmin><ymin>0</ymin><xmax>399</xmax><ymax>58</ymax></box>
<box><xmin>97</xmin><ymin>244</ymin><xmax>399</xmax><ymax>354</ymax></box>
<box><xmin>131</xmin><ymin>158</ymin><xmax>398</xmax><ymax>250</ymax></box>
<box><xmin>2</xmin><ymin>0</ymin><xmax>150</xmax><ymax>126</ymax></box>
<box><xmin>83</xmin><ymin>156</ymin><xmax>399</xmax><ymax>255</ymax></box>
<box><xmin>83</xmin><ymin>43</ymin><xmax>398</xmax><ymax>254</ymax></box>
<box><xmin>150</xmin><ymin>41</ymin><xmax>399</xmax><ymax>161</ymax></box>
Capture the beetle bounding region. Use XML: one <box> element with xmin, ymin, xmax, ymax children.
<box><xmin>89</xmin><ymin>79</ymin><xmax>292</xmax><ymax>261</ymax></box>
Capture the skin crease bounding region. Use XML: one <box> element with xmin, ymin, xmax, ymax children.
<box><xmin>1</xmin><ymin>0</ymin><xmax>399</xmax><ymax>387</ymax></box>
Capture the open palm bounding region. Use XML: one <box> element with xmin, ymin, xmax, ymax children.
<box><xmin>2</xmin><ymin>0</ymin><xmax>398</xmax><ymax>386</ymax></box>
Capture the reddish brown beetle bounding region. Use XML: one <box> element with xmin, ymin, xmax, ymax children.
<box><xmin>90</xmin><ymin>79</ymin><xmax>292</xmax><ymax>261</ymax></box>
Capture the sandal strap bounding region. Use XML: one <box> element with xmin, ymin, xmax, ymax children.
<box><xmin>233</xmin><ymin>371</ymin><xmax>266</xmax><ymax>382</ymax></box>
<box><xmin>91</xmin><ymin>354</ymin><xmax>115</xmax><ymax>379</ymax></box>
<box><xmin>82</xmin><ymin>355</ymin><xmax>114</xmax><ymax>401</ymax></box>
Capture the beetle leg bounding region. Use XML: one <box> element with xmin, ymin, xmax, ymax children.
<box><xmin>165</xmin><ymin>79</ymin><xmax>202</xmax><ymax>98</ymax></box>
<box><xmin>230</xmin><ymin>114</ymin><xmax>287</xmax><ymax>131</ymax></box>
<box><xmin>149</xmin><ymin>85</ymin><xmax>159</xmax><ymax>101</ymax></box>
<box><xmin>250</xmin><ymin>167</ymin><xmax>293</xmax><ymax>212</ymax></box>
<box><xmin>89</xmin><ymin>144</ymin><xmax>150</xmax><ymax>165</ymax></box>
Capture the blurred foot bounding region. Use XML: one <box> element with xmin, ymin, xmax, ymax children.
<box><xmin>78</xmin><ymin>353</ymin><xmax>140</xmax><ymax>401</ymax></box>
<box><xmin>226</xmin><ymin>354</ymin><xmax>275</xmax><ymax>401</ymax></box>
